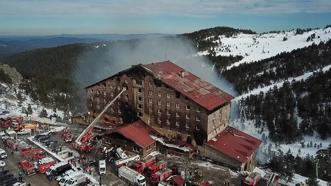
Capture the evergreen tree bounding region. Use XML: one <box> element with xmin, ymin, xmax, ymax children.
<box><xmin>21</xmin><ymin>107</ymin><xmax>28</xmax><ymax>116</ymax></box>
<box><xmin>39</xmin><ymin>108</ymin><xmax>48</xmax><ymax>118</ymax></box>
<box><xmin>306</xmin><ymin>176</ymin><xmax>319</xmax><ymax>186</ymax></box>
<box><xmin>27</xmin><ymin>104</ymin><xmax>33</xmax><ymax>116</ymax></box>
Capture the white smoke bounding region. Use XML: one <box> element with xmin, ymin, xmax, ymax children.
<box><xmin>74</xmin><ymin>36</ymin><xmax>237</xmax><ymax>104</ymax></box>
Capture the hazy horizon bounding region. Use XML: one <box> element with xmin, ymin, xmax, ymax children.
<box><xmin>0</xmin><ymin>0</ymin><xmax>330</xmax><ymax>36</ymax></box>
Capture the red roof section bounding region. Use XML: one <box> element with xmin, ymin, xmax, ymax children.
<box><xmin>207</xmin><ymin>127</ymin><xmax>262</xmax><ymax>163</ymax></box>
<box><xmin>142</xmin><ymin>61</ymin><xmax>233</xmax><ymax>111</ymax></box>
<box><xmin>115</xmin><ymin>120</ymin><xmax>155</xmax><ymax>148</ymax></box>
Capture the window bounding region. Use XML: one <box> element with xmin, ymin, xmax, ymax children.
<box><xmin>175</xmin><ymin>91</ymin><xmax>180</xmax><ymax>98</ymax></box>
<box><xmin>117</xmin><ymin>86</ymin><xmax>121</xmax><ymax>90</ymax></box>
<box><xmin>158</xmin><ymin>101</ymin><xmax>161</xmax><ymax>106</ymax></box>
<box><xmin>138</xmin><ymin>96</ymin><xmax>143</xmax><ymax>101</ymax></box>
<box><xmin>97</xmin><ymin>90</ymin><xmax>100</xmax><ymax>95</ymax></box>
<box><xmin>186</xmin><ymin>114</ymin><xmax>190</xmax><ymax>120</ymax></box>
<box><xmin>157</xmin><ymin>118</ymin><xmax>161</xmax><ymax>124</ymax></box>
<box><xmin>137</xmin><ymin>112</ymin><xmax>143</xmax><ymax>117</ymax></box>
<box><xmin>135</xmin><ymin>79</ymin><xmax>142</xmax><ymax>85</ymax></box>
<box><xmin>166</xmin><ymin>93</ymin><xmax>170</xmax><ymax>99</ymax></box>
<box><xmin>196</xmin><ymin>108</ymin><xmax>201</xmax><ymax>112</ymax></box>
<box><xmin>175</xmin><ymin>121</ymin><xmax>180</xmax><ymax>127</ymax></box>
<box><xmin>149</xmin><ymin>91</ymin><xmax>153</xmax><ymax>96</ymax></box>
<box><xmin>186</xmin><ymin>105</ymin><xmax>190</xmax><ymax>110</ymax></box>
<box><xmin>111</xmin><ymin>93</ymin><xmax>114</xmax><ymax>97</ymax></box>
<box><xmin>166</xmin><ymin>120</ymin><xmax>170</xmax><ymax>125</ymax></box>
<box><xmin>158</xmin><ymin>92</ymin><xmax>161</xmax><ymax>97</ymax></box>
<box><xmin>138</xmin><ymin>104</ymin><xmax>142</xmax><ymax>109</ymax></box>
<box><xmin>175</xmin><ymin>104</ymin><xmax>180</xmax><ymax>109</ymax></box>
<box><xmin>166</xmin><ymin>102</ymin><xmax>170</xmax><ymax>108</ymax></box>
<box><xmin>166</xmin><ymin>110</ymin><xmax>170</xmax><ymax>116</ymax></box>
<box><xmin>103</xmin><ymin>92</ymin><xmax>107</xmax><ymax>96</ymax></box>
<box><xmin>176</xmin><ymin>113</ymin><xmax>180</xmax><ymax>118</ymax></box>
<box><xmin>149</xmin><ymin>99</ymin><xmax>153</xmax><ymax>104</ymax></box>
<box><xmin>196</xmin><ymin>116</ymin><xmax>200</xmax><ymax>122</ymax></box>
<box><xmin>157</xmin><ymin>109</ymin><xmax>161</xmax><ymax>115</ymax></box>
<box><xmin>185</xmin><ymin>122</ymin><xmax>189</xmax><ymax>129</ymax></box>
<box><xmin>138</xmin><ymin>88</ymin><xmax>142</xmax><ymax>93</ymax></box>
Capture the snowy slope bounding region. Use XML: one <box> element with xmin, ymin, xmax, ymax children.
<box><xmin>0</xmin><ymin>83</ymin><xmax>68</xmax><ymax>125</ymax></box>
<box><xmin>197</xmin><ymin>27</ymin><xmax>331</xmax><ymax>69</ymax></box>
<box><xmin>230</xmin><ymin>65</ymin><xmax>331</xmax><ymax>160</ymax></box>
<box><xmin>233</xmin><ymin>64</ymin><xmax>331</xmax><ymax>101</ymax></box>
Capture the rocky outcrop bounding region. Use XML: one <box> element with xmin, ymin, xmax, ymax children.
<box><xmin>0</xmin><ymin>63</ymin><xmax>23</xmax><ymax>85</ymax></box>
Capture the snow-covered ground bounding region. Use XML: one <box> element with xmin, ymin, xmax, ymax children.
<box><xmin>231</xmin><ymin>117</ymin><xmax>330</xmax><ymax>161</ymax></box>
<box><xmin>289</xmin><ymin>173</ymin><xmax>328</xmax><ymax>186</ymax></box>
<box><xmin>197</xmin><ymin>27</ymin><xmax>331</xmax><ymax>69</ymax></box>
<box><xmin>150</xmin><ymin>135</ymin><xmax>191</xmax><ymax>152</ymax></box>
<box><xmin>230</xmin><ymin>64</ymin><xmax>331</xmax><ymax>161</ymax></box>
<box><xmin>233</xmin><ymin>64</ymin><xmax>331</xmax><ymax>101</ymax></box>
<box><xmin>0</xmin><ymin>84</ymin><xmax>69</xmax><ymax>126</ymax></box>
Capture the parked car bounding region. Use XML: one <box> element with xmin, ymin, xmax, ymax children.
<box><xmin>0</xmin><ymin>148</ymin><xmax>7</xmax><ymax>159</ymax></box>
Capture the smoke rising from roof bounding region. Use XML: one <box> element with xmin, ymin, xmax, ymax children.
<box><xmin>74</xmin><ymin>36</ymin><xmax>237</xmax><ymax>99</ymax></box>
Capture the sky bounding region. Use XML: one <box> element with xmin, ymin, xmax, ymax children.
<box><xmin>0</xmin><ymin>0</ymin><xmax>330</xmax><ymax>36</ymax></box>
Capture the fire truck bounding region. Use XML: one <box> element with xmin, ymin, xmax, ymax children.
<box><xmin>74</xmin><ymin>88</ymin><xmax>126</xmax><ymax>152</ymax></box>
<box><xmin>19</xmin><ymin>160</ymin><xmax>35</xmax><ymax>175</ymax></box>
<box><xmin>131</xmin><ymin>157</ymin><xmax>156</xmax><ymax>173</ymax></box>
<box><xmin>150</xmin><ymin>168</ymin><xmax>173</xmax><ymax>185</ymax></box>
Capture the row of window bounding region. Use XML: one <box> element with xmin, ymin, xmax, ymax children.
<box><xmin>148</xmin><ymin>99</ymin><xmax>200</xmax><ymax>112</ymax></box>
<box><xmin>154</xmin><ymin>110</ymin><xmax>201</xmax><ymax>121</ymax></box>
<box><xmin>156</xmin><ymin>118</ymin><xmax>191</xmax><ymax>129</ymax></box>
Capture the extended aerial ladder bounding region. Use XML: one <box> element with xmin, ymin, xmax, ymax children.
<box><xmin>75</xmin><ymin>88</ymin><xmax>126</xmax><ymax>148</ymax></box>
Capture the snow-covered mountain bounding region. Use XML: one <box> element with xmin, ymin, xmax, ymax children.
<box><xmin>190</xmin><ymin>26</ymin><xmax>331</xmax><ymax>163</ymax></box>
<box><xmin>197</xmin><ymin>27</ymin><xmax>331</xmax><ymax>69</ymax></box>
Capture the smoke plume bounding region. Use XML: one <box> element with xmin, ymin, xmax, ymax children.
<box><xmin>74</xmin><ymin>36</ymin><xmax>237</xmax><ymax>110</ymax></box>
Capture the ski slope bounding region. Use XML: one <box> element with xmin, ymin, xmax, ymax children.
<box><xmin>233</xmin><ymin>64</ymin><xmax>331</xmax><ymax>101</ymax></box>
<box><xmin>197</xmin><ymin>27</ymin><xmax>331</xmax><ymax>69</ymax></box>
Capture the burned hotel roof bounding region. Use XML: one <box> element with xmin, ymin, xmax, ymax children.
<box><xmin>86</xmin><ymin>60</ymin><xmax>234</xmax><ymax>111</ymax></box>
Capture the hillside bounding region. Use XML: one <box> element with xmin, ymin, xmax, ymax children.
<box><xmin>0</xmin><ymin>25</ymin><xmax>330</xmax><ymax>146</ymax></box>
<box><xmin>196</xmin><ymin>26</ymin><xmax>331</xmax><ymax>71</ymax></box>
<box><xmin>0</xmin><ymin>43</ymin><xmax>92</xmax><ymax>111</ymax></box>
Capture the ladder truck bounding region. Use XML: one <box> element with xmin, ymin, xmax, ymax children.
<box><xmin>73</xmin><ymin>88</ymin><xmax>126</xmax><ymax>152</ymax></box>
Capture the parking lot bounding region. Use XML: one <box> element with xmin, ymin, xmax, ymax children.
<box><xmin>0</xmin><ymin>137</ymin><xmax>58</xmax><ymax>186</ymax></box>
<box><xmin>0</xmin><ymin>121</ymin><xmax>128</xmax><ymax>186</ymax></box>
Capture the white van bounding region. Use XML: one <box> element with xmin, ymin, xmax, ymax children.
<box><xmin>99</xmin><ymin>160</ymin><xmax>106</xmax><ymax>175</ymax></box>
<box><xmin>58</xmin><ymin>171</ymin><xmax>83</xmax><ymax>185</ymax></box>
<box><xmin>60</xmin><ymin>173</ymin><xmax>86</xmax><ymax>186</ymax></box>
<box><xmin>0</xmin><ymin>148</ymin><xmax>7</xmax><ymax>159</ymax></box>
<box><xmin>34</xmin><ymin>157</ymin><xmax>54</xmax><ymax>168</ymax></box>
<box><xmin>56</xmin><ymin>169</ymin><xmax>75</xmax><ymax>181</ymax></box>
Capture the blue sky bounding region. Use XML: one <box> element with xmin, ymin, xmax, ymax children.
<box><xmin>0</xmin><ymin>0</ymin><xmax>330</xmax><ymax>35</ymax></box>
